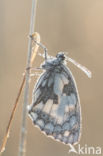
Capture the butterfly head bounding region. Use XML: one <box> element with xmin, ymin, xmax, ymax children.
<box><xmin>56</xmin><ymin>52</ymin><xmax>65</xmax><ymax>62</ymax></box>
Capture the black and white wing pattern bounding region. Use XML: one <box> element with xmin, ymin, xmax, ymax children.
<box><xmin>28</xmin><ymin>63</ymin><xmax>81</xmax><ymax>145</ymax></box>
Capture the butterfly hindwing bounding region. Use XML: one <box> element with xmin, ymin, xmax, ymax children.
<box><xmin>28</xmin><ymin>64</ymin><xmax>81</xmax><ymax>145</ymax></box>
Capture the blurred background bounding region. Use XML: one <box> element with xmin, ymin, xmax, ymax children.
<box><xmin>0</xmin><ymin>0</ymin><xmax>103</xmax><ymax>156</ymax></box>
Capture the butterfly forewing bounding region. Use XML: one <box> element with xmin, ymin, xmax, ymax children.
<box><xmin>28</xmin><ymin>61</ymin><xmax>81</xmax><ymax>145</ymax></box>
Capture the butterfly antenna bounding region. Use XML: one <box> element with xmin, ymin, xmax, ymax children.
<box><xmin>65</xmin><ymin>55</ymin><xmax>92</xmax><ymax>78</ymax></box>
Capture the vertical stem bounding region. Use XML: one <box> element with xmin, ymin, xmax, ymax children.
<box><xmin>18</xmin><ymin>0</ymin><xmax>37</xmax><ymax>156</ymax></box>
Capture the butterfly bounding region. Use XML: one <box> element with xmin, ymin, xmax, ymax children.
<box><xmin>27</xmin><ymin>41</ymin><xmax>92</xmax><ymax>147</ymax></box>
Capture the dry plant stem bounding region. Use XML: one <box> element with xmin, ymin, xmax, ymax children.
<box><xmin>18</xmin><ymin>2</ymin><xmax>38</xmax><ymax>155</ymax></box>
<box><xmin>0</xmin><ymin>4</ymin><xmax>40</xmax><ymax>156</ymax></box>
<box><xmin>0</xmin><ymin>77</ymin><xmax>25</xmax><ymax>154</ymax></box>
<box><xmin>18</xmin><ymin>0</ymin><xmax>38</xmax><ymax>155</ymax></box>
<box><xmin>18</xmin><ymin>33</ymin><xmax>40</xmax><ymax>156</ymax></box>
<box><xmin>0</xmin><ymin>32</ymin><xmax>40</xmax><ymax>156</ymax></box>
<box><xmin>0</xmin><ymin>33</ymin><xmax>40</xmax><ymax>156</ymax></box>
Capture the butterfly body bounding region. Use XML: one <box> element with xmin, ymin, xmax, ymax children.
<box><xmin>28</xmin><ymin>53</ymin><xmax>81</xmax><ymax>145</ymax></box>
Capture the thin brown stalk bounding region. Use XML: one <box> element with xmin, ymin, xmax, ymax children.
<box><xmin>0</xmin><ymin>6</ymin><xmax>40</xmax><ymax>156</ymax></box>
<box><xmin>0</xmin><ymin>32</ymin><xmax>40</xmax><ymax>155</ymax></box>
<box><xmin>0</xmin><ymin>76</ymin><xmax>25</xmax><ymax>154</ymax></box>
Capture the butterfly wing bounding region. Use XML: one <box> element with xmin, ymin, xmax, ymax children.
<box><xmin>28</xmin><ymin>64</ymin><xmax>81</xmax><ymax>145</ymax></box>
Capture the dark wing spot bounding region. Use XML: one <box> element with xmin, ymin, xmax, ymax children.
<box><xmin>63</xmin><ymin>77</ymin><xmax>76</xmax><ymax>96</ymax></box>
<box><xmin>50</xmin><ymin>93</ymin><xmax>58</xmax><ymax>104</ymax></box>
<box><xmin>33</xmin><ymin>71</ymin><xmax>59</xmax><ymax>105</ymax></box>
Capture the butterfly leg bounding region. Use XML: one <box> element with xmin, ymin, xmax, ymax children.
<box><xmin>29</xmin><ymin>67</ymin><xmax>43</xmax><ymax>77</ymax></box>
<box><xmin>30</xmin><ymin>34</ymin><xmax>48</xmax><ymax>62</ymax></box>
<box><xmin>23</xmin><ymin>67</ymin><xmax>43</xmax><ymax>78</ymax></box>
<box><xmin>35</xmin><ymin>41</ymin><xmax>48</xmax><ymax>61</ymax></box>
